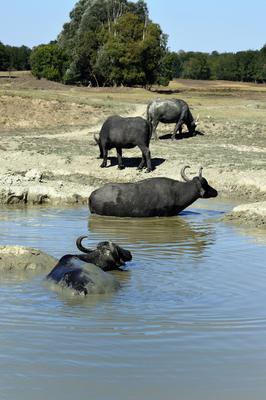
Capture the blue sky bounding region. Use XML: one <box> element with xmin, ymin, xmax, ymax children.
<box><xmin>0</xmin><ymin>0</ymin><xmax>265</xmax><ymax>53</ymax></box>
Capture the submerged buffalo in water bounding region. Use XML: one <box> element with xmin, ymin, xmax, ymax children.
<box><xmin>89</xmin><ymin>166</ymin><xmax>218</xmax><ymax>218</ymax></box>
<box><xmin>146</xmin><ymin>99</ymin><xmax>198</xmax><ymax>140</ymax></box>
<box><xmin>46</xmin><ymin>236</ymin><xmax>132</xmax><ymax>295</ymax></box>
<box><xmin>95</xmin><ymin>115</ymin><xmax>153</xmax><ymax>172</ymax></box>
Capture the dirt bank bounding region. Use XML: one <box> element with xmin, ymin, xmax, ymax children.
<box><xmin>0</xmin><ymin>73</ymin><xmax>265</xmax><ymax>228</ymax></box>
<box><xmin>223</xmin><ymin>201</ymin><xmax>266</xmax><ymax>228</ymax></box>
<box><xmin>0</xmin><ymin>245</ymin><xmax>57</xmax><ymax>275</ymax></box>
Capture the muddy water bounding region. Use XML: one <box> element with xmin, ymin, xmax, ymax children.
<box><xmin>0</xmin><ymin>200</ymin><xmax>266</xmax><ymax>400</ymax></box>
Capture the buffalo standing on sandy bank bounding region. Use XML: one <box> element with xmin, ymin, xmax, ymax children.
<box><xmin>89</xmin><ymin>166</ymin><xmax>218</xmax><ymax>218</ymax></box>
<box><xmin>94</xmin><ymin>115</ymin><xmax>153</xmax><ymax>172</ymax></box>
<box><xmin>46</xmin><ymin>236</ymin><xmax>132</xmax><ymax>295</ymax></box>
<box><xmin>147</xmin><ymin>99</ymin><xmax>198</xmax><ymax>140</ymax></box>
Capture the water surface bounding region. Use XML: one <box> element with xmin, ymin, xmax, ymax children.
<box><xmin>0</xmin><ymin>200</ymin><xmax>266</xmax><ymax>400</ymax></box>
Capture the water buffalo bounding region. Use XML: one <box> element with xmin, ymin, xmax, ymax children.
<box><xmin>95</xmin><ymin>115</ymin><xmax>153</xmax><ymax>172</ymax></box>
<box><xmin>46</xmin><ymin>236</ymin><xmax>132</xmax><ymax>295</ymax></box>
<box><xmin>89</xmin><ymin>166</ymin><xmax>218</xmax><ymax>218</ymax></box>
<box><xmin>146</xmin><ymin>99</ymin><xmax>198</xmax><ymax>140</ymax></box>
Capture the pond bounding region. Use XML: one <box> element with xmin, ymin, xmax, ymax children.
<box><xmin>0</xmin><ymin>200</ymin><xmax>266</xmax><ymax>400</ymax></box>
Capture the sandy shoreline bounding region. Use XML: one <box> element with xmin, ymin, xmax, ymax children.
<box><xmin>0</xmin><ymin>145</ymin><xmax>265</xmax><ymax>229</ymax></box>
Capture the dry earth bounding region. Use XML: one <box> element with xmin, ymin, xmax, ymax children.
<box><xmin>0</xmin><ymin>72</ymin><xmax>265</xmax><ymax>228</ymax></box>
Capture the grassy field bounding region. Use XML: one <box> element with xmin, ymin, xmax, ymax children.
<box><xmin>1</xmin><ymin>71</ymin><xmax>266</xmax><ymax>133</ymax></box>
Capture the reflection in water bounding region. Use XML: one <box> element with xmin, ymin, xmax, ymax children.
<box><xmin>0</xmin><ymin>269</ymin><xmax>44</xmax><ymax>283</ymax></box>
<box><xmin>89</xmin><ymin>213</ymin><xmax>216</xmax><ymax>260</ymax></box>
<box><xmin>0</xmin><ymin>204</ymin><xmax>266</xmax><ymax>400</ymax></box>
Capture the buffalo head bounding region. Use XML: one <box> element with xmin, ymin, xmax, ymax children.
<box><xmin>76</xmin><ymin>236</ymin><xmax>132</xmax><ymax>270</ymax></box>
<box><xmin>188</xmin><ymin>114</ymin><xmax>199</xmax><ymax>136</ymax></box>
<box><xmin>181</xmin><ymin>165</ymin><xmax>218</xmax><ymax>198</ymax></box>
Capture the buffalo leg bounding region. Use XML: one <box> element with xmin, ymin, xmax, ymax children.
<box><xmin>100</xmin><ymin>147</ymin><xmax>108</xmax><ymax>168</ymax></box>
<box><xmin>116</xmin><ymin>148</ymin><xmax>125</xmax><ymax>169</ymax></box>
<box><xmin>152</xmin><ymin>121</ymin><xmax>159</xmax><ymax>140</ymax></box>
<box><xmin>97</xmin><ymin>142</ymin><xmax>104</xmax><ymax>159</ymax></box>
<box><xmin>172</xmin><ymin>120</ymin><xmax>183</xmax><ymax>140</ymax></box>
<box><xmin>138</xmin><ymin>145</ymin><xmax>152</xmax><ymax>172</ymax></box>
<box><xmin>137</xmin><ymin>154</ymin><xmax>145</xmax><ymax>170</ymax></box>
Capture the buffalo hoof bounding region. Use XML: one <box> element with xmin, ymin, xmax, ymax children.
<box><xmin>118</xmin><ymin>165</ymin><xmax>125</xmax><ymax>170</ymax></box>
<box><xmin>100</xmin><ymin>163</ymin><xmax>107</xmax><ymax>168</ymax></box>
<box><xmin>145</xmin><ymin>168</ymin><xmax>152</xmax><ymax>173</ymax></box>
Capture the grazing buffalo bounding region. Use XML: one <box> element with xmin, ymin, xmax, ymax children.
<box><xmin>146</xmin><ymin>99</ymin><xmax>198</xmax><ymax>140</ymax></box>
<box><xmin>95</xmin><ymin>115</ymin><xmax>153</xmax><ymax>172</ymax></box>
<box><xmin>89</xmin><ymin>166</ymin><xmax>218</xmax><ymax>218</ymax></box>
<box><xmin>46</xmin><ymin>236</ymin><xmax>132</xmax><ymax>295</ymax></box>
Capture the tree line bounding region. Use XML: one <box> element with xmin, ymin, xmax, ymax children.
<box><xmin>164</xmin><ymin>46</ymin><xmax>266</xmax><ymax>83</ymax></box>
<box><xmin>1</xmin><ymin>0</ymin><xmax>265</xmax><ymax>85</ymax></box>
<box><xmin>0</xmin><ymin>41</ymin><xmax>31</xmax><ymax>71</ymax></box>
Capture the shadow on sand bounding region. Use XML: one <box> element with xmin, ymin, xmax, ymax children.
<box><xmin>158</xmin><ymin>130</ymin><xmax>204</xmax><ymax>140</ymax></box>
<box><xmin>106</xmin><ymin>156</ymin><xmax>165</xmax><ymax>169</ymax></box>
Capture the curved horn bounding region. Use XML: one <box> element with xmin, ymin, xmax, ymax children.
<box><xmin>198</xmin><ymin>166</ymin><xmax>203</xmax><ymax>178</ymax></box>
<box><xmin>76</xmin><ymin>235</ymin><xmax>92</xmax><ymax>253</ymax></box>
<box><xmin>181</xmin><ymin>165</ymin><xmax>191</xmax><ymax>182</ymax></box>
<box><xmin>108</xmin><ymin>240</ymin><xmax>116</xmax><ymax>252</ymax></box>
<box><xmin>108</xmin><ymin>240</ymin><xmax>120</xmax><ymax>258</ymax></box>
<box><xmin>194</xmin><ymin>114</ymin><xmax>200</xmax><ymax>126</ymax></box>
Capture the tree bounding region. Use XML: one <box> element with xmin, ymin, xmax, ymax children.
<box><xmin>160</xmin><ymin>52</ymin><xmax>182</xmax><ymax>80</ymax></box>
<box><xmin>7</xmin><ymin>45</ymin><xmax>31</xmax><ymax>70</ymax></box>
<box><xmin>57</xmin><ymin>0</ymin><xmax>168</xmax><ymax>86</ymax></box>
<box><xmin>93</xmin><ymin>13</ymin><xmax>167</xmax><ymax>86</ymax></box>
<box><xmin>253</xmin><ymin>45</ymin><xmax>266</xmax><ymax>83</ymax></box>
<box><xmin>30</xmin><ymin>43</ymin><xmax>69</xmax><ymax>81</ymax></box>
<box><xmin>0</xmin><ymin>42</ymin><xmax>10</xmax><ymax>70</ymax></box>
<box><xmin>0</xmin><ymin>42</ymin><xmax>31</xmax><ymax>71</ymax></box>
<box><xmin>208</xmin><ymin>51</ymin><xmax>220</xmax><ymax>79</ymax></box>
<box><xmin>181</xmin><ymin>53</ymin><xmax>210</xmax><ymax>80</ymax></box>
<box><xmin>235</xmin><ymin>50</ymin><xmax>257</xmax><ymax>81</ymax></box>
<box><xmin>213</xmin><ymin>53</ymin><xmax>238</xmax><ymax>81</ymax></box>
<box><xmin>140</xmin><ymin>23</ymin><xmax>168</xmax><ymax>86</ymax></box>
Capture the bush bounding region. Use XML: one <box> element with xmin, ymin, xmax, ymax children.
<box><xmin>30</xmin><ymin>43</ymin><xmax>69</xmax><ymax>81</ymax></box>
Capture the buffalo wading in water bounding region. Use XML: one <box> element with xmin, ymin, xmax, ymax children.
<box><xmin>89</xmin><ymin>166</ymin><xmax>218</xmax><ymax>218</ymax></box>
<box><xmin>94</xmin><ymin>115</ymin><xmax>153</xmax><ymax>172</ymax></box>
<box><xmin>146</xmin><ymin>99</ymin><xmax>199</xmax><ymax>140</ymax></box>
<box><xmin>46</xmin><ymin>236</ymin><xmax>132</xmax><ymax>295</ymax></box>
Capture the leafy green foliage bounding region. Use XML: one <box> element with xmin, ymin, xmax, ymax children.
<box><xmin>0</xmin><ymin>42</ymin><xmax>31</xmax><ymax>71</ymax></box>
<box><xmin>19</xmin><ymin>0</ymin><xmax>266</xmax><ymax>86</ymax></box>
<box><xmin>0</xmin><ymin>42</ymin><xmax>10</xmax><ymax>70</ymax></box>
<box><xmin>30</xmin><ymin>43</ymin><xmax>69</xmax><ymax>81</ymax></box>
<box><xmin>253</xmin><ymin>45</ymin><xmax>266</xmax><ymax>83</ymax></box>
<box><xmin>182</xmin><ymin>53</ymin><xmax>210</xmax><ymax>80</ymax></box>
<box><xmin>56</xmin><ymin>0</ymin><xmax>169</xmax><ymax>86</ymax></box>
<box><xmin>163</xmin><ymin>46</ymin><xmax>266</xmax><ymax>83</ymax></box>
<box><xmin>160</xmin><ymin>52</ymin><xmax>182</xmax><ymax>81</ymax></box>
